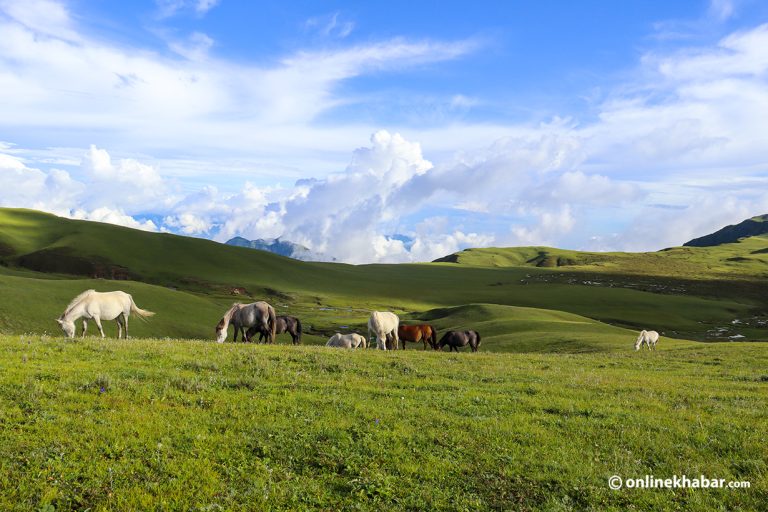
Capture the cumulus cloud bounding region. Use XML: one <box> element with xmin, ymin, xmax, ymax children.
<box><xmin>0</xmin><ymin>145</ymin><xmax>169</xmax><ymax>231</ymax></box>
<box><xmin>70</xmin><ymin>207</ymin><xmax>158</xmax><ymax>232</ymax></box>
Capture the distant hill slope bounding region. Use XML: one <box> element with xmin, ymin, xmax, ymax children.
<box><xmin>225</xmin><ymin>236</ymin><xmax>322</xmax><ymax>261</ymax></box>
<box><xmin>432</xmin><ymin>237</ymin><xmax>768</xmax><ymax>280</ymax></box>
<box><xmin>684</xmin><ymin>214</ymin><xmax>768</xmax><ymax>247</ymax></box>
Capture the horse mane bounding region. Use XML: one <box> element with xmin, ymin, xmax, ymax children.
<box><xmin>222</xmin><ymin>303</ymin><xmax>242</xmax><ymax>323</ymax></box>
<box><xmin>62</xmin><ymin>289</ymin><xmax>96</xmax><ymax>318</ymax></box>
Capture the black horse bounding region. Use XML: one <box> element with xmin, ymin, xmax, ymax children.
<box><xmin>247</xmin><ymin>315</ymin><xmax>302</xmax><ymax>345</ymax></box>
<box><xmin>437</xmin><ymin>330</ymin><xmax>481</xmax><ymax>352</ymax></box>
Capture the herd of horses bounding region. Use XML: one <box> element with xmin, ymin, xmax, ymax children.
<box><xmin>211</xmin><ymin>300</ymin><xmax>480</xmax><ymax>351</ymax></box>
<box><xmin>55</xmin><ymin>290</ymin><xmax>660</xmax><ymax>351</ymax></box>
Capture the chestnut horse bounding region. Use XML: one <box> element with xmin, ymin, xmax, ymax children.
<box><xmin>398</xmin><ymin>324</ymin><xmax>438</xmax><ymax>350</ymax></box>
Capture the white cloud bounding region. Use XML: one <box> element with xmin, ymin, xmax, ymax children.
<box><xmin>0</xmin><ymin>0</ymin><xmax>478</xmax><ymax>152</ymax></box>
<box><xmin>71</xmin><ymin>207</ymin><xmax>158</xmax><ymax>232</ymax></box>
<box><xmin>306</xmin><ymin>12</ymin><xmax>355</xmax><ymax>39</ymax></box>
<box><xmin>155</xmin><ymin>0</ymin><xmax>219</xmax><ymax>18</ymax></box>
<box><xmin>0</xmin><ymin>0</ymin><xmax>80</xmax><ymax>41</ymax></box>
<box><xmin>708</xmin><ymin>0</ymin><xmax>736</xmax><ymax>21</ymax></box>
<box><xmin>168</xmin><ymin>32</ymin><xmax>214</xmax><ymax>61</ymax></box>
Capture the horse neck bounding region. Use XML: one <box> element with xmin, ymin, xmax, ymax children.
<box><xmin>221</xmin><ymin>305</ymin><xmax>241</xmax><ymax>329</ymax></box>
<box><xmin>61</xmin><ymin>300</ymin><xmax>86</xmax><ymax>322</ymax></box>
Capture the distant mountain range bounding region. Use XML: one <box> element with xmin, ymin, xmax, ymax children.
<box><xmin>225</xmin><ymin>236</ymin><xmax>332</xmax><ymax>261</ymax></box>
<box><xmin>684</xmin><ymin>214</ymin><xmax>768</xmax><ymax>247</ymax></box>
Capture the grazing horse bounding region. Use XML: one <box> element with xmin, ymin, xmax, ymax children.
<box><xmin>56</xmin><ymin>289</ymin><xmax>154</xmax><ymax>339</ymax></box>
<box><xmin>326</xmin><ymin>333</ymin><xmax>367</xmax><ymax>349</ymax></box>
<box><xmin>398</xmin><ymin>324</ymin><xmax>438</xmax><ymax>350</ymax></box>
<box><xmin>634</xmin><ymin>330</ymin><xmax>660</xmax><ymax>351</ymax></box>
<box><xmin>437</xmin><ymin>330</ymin><xmax>481</xmax><ymax>352</ymax></box>
<box><xmin>216</xmin><ymin>301</ymin><xmax>276</xmax><ymax>343</ymax></box>
<box><xmin>368</xmin><ymin>311</ymin><xmax>400</xmax><ymax>350</ymax></box>
<box><xmin>247</xmin><ymin>315</ymin><xmax>303</xmax><ymax>345</ymax></box>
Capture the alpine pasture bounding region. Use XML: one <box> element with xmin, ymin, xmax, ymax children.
<box><xmin>0</xmin><ymin>208</ymin><xmax>766</xmax><ymax>510</ymax></box>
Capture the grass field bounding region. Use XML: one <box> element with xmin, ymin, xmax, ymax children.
<box><xmin>0</xmin><ymin>335</ymin><xmax>765</xmax><ymax>511</ymax></box>
<box><xmin>1</xmin><ymin>208</ymin><xmax>767</xmax><ymax>510</ymax></box>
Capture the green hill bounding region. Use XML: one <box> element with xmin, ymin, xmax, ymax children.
<box><xmin>0</xmin><ymin>207</ymin><xmax>766</xmax><ymax>345</ymax></box>
<box><xmin>684</xmin><ymin>214</ymin><xmax>768</xmax><ymax>247</ymax></box>
<box><xmin>433</xmin><ymin>238</ymin><xmax>768</xmax><ymax>280</ymax></box>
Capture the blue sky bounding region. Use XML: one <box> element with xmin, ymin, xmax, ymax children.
<box><xmin>1</xmin><ymin>0</ymin><xmax>768</xmax><ymax>262</ymax></box>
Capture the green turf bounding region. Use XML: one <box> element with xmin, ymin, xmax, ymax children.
<box><xmin>0</xmin><ymin>335</ymin><xmax>765</xmax><ymax>511</ymax></box>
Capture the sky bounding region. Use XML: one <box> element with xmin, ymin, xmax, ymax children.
<box><xmin>1</xmin><ymin>0</ymin><xmax>768</xmax><ymax>263</ymax></box>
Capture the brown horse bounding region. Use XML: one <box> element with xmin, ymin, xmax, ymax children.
<box><xmin>437</xmin><ymin>330</ymin><xmax>481</xmax><ymax>352</ymax></box>
<box><xmin>398</xmin><ymin>324</ymin><xmax>438</xmax><ymax>350</ymax></box>
<box><xmin>247</xmin><ymin>315</ymin><xmax>303</xmax><ymax>345</ymax></box>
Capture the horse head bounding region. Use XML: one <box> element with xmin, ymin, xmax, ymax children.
<box><xmin>56</xmin><ymin>318</ymin><xmax>76</xmax><ymax>338</ymax></box>
<box><xmin>215</xmin><ymin>318</ymin><xmax>228</xmax><ymax>343</ymax></box>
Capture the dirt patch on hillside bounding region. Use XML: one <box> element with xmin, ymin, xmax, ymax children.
<box><xmin>16</xmin><ymin>247</ymin><xmax>133</xmax><ymax>279</ymax></box>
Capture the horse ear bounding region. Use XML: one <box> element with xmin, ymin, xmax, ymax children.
<box><xmin>55</xmin><ymin>319</ymin><xmax>63</xmax><ymax>325</ymax></box>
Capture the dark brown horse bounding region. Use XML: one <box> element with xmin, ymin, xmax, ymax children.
<box><xmin>437</xmin><ymin>330</ymin><xmax>481</xmax><ymax>352</ymax></box>
<box><xmin>247</xmin><ymin>315</ymin><xmax>302</xmax><ymax>344</ymax></box>
<box><xmin>398</xmin><ymin>324</ymin><xmax>438</xmax><ymax>350</ymax></box>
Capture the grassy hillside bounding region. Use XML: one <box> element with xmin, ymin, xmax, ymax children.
<box><xmin>0</xmin><ymin>335</ymin><xmax>765</xmax><ymax>511</ymax></box>
<box><xmin>0</xmin><ymin>208</ymin><xmax>766</xmax><ymax>343</ymax></box>
<box><xmin>684</xmin><ymin>214</ymin><xmax>768</xmax><ymax>247</ymax></box>
<box><xmin>437</xmin><ymin>238</ymin><xmax>768</xmax><ymax>281</ymax></box>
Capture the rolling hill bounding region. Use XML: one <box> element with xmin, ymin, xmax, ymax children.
<box><xmin>0</xmin><ymin>207</ymin><xmax>766</xmax><ymax>345</ymax></box>
<box><xmin>684</xmin><ymin>214</ymin><xmax>768</xmax><ymax>247</ymax></box>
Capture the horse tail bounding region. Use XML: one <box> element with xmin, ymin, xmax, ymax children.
<box><xmin>268</xmin><ymin>305</ymin><xmax>277</xmax><ymax>344</ymax></box>
<box><xmin>475</xmin><ymin>331</ymin><xmax>481</xmax><ymax>345</ymax></box>
<box><xmin>430</xmin><ymin>326</ymin><xmax>437</xmax><ymax>348</ymax></box>
<box><xmin>129</xmin><ymin>295</ymin><xmax>155</xmax><ymax>320</ymax></box>
<box><xmin>295</xmin><ymin>317</ymin><xmax>302</xmax><ymax>344</ymax></box>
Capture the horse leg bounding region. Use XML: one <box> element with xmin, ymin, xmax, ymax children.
<box><xmin>93</xmin><ymin>317</ymin><xmax>105</xmax><ymax>338</ymax></box>
<box><xmin>81</xmin><ymin>319</ymin><xmax>88</xmax><ymax>338</ymax></box>
<box><xmin>123</xmin><ymin>315</ymin><xmax>129</xmax><ymax>339</ymax></box>
<box><xmin>117</xmin><ymin>317</ymin><xmax>123</xmax><ymax>339</ymax></box>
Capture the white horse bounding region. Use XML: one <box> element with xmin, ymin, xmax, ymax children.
<box><xmin>56</xmin><ymin>290</ymin><xmax>155</xmax><ymax>339</ymax></box>
<box><xmin>326</xmin><ymin>333</ymin><xmax>367</xmax><ymax>349</ymax></box>
<box><xmin>634</xmin><ymin>330</ymin><xmax>660</xmax><ymax>351</ymax></box>
<box><xmin>368</xmin><ymin>311</ymin><xmax>399</xmax><ymax>350</ymax></box>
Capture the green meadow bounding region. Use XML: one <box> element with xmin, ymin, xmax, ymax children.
<box><xmin>0</xmin><ymin>336</ymin><xmax>765</xmax><ymax>511</ymax></box>
<box><xmin>0</xmin><ymin>207</ymin><xmax>767</xmax><ymax>510</ymax></box>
